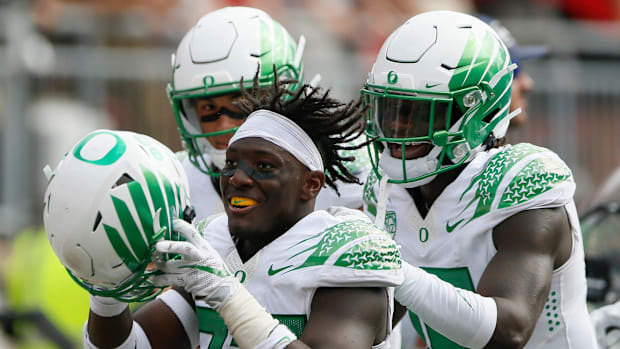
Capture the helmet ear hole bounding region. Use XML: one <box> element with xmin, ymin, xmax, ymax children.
<box><xmin>482</xmin><ymin>108</ymin><xmax>499</xmax><ymax>125</ymax></box>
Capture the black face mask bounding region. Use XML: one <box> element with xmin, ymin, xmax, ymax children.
<box><xmin>199</xmin><ymin>107</ymin><xmax>247</xmax><ymax>123</ymax></box>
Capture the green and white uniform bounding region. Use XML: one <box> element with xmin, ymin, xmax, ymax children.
<box><xmin>195</xmin><ymin>207</ymin><xmax>402</xmax><ymax>348</ymax></box>
<box><xmin>364</xmin><ymin>143</ymin><xmax>597</xmax><ymax>348</ymax></box>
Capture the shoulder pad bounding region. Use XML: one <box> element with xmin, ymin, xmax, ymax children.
<box><xmin>498</xmin><ymin>152</ymin><xmax>571</xmax><ymax>209</ymax></box>
<box><xmin>458</xmin><ymin>144</ymin><xmax>572</xmax><ymax>225</ymax></box>
<box><xmin>338</xmin><ymin>139</ymin><xmax>371</xmax><ymax>176</ymax></box>
<box><xmin>289</xmin><ymin>220</ymin><xmax>400</xmax><ymax>272</ymax></box>
<box><xmin>196</xmin><ymin>213</ymin><xmax>225</xmax><ymax>237</ymax></box>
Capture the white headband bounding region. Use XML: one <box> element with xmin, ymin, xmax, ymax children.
<box><xmin>229</xmin><ymin>109</ymin><xmax>324</xmax><ymax>172</ymax></box>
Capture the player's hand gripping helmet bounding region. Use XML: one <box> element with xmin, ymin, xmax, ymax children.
<box><xmin>167</xmin><ymin>6</ymin><xmax>306</xmax><ymax>176</ymax></box>
<box><xmin>362</xmin><ymin>11</ymin><xmax>519</xmax><ymax>187</ymax></box>
<box><xmin>43</xmin><ymin>130</ymin><xmax>192</xmax><ymax>302</ymax></box>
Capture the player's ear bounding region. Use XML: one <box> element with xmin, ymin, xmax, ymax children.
<box><xmin>300</xmin><ymin>170</ymin><xmax>325</xmax><ymax>201</ymax></box>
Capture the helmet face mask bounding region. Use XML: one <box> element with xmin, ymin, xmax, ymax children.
<box><xmin>44</xmin><ymin>130</ymin><xmax>191</xmax><ymax>302</ymax></box>
<box><xmin>168</xmin><ymin>6</ymin><xmax>305</xmax><ymax>176</ymax></box>
<box><xmin>362</xmin><ymin>11</ymin><xmax>514</xmax><ymax>186</ymax></box>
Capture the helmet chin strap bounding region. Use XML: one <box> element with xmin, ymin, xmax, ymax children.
<box><xmin>378</xmin><ymin>147</ymin><xmax>440</xmax><ymax>188</ymax></box>
<box><xmin>375</xmin><ymin>146</ymin><xmax>440</xmax><ymax>227</ymax></box>
<box><xmin>200</xmin><ymin>137</ymin><xmax>226</xmax><ymax>170</ymax></box>
<box><xmin>374</xmin><ymin>175</ymin><xmax>392</xmax><ymax>229</ymax></box>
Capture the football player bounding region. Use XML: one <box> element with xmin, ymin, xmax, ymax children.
<box><xmin>362</xmin><ymin>11</ymin><xmax>597</xmax><ymax>348</ymax></box>
<box><xmin>168</xmin><ymin>6</ymin><xmax>369</xmax><ymax>221</ymax></box>
<box><xmin>45</xmin><ymin>79</ymin><xmax>403</xmax><ymax>349</ymax></box>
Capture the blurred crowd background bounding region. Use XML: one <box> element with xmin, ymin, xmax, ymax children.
<box><xmin>0</xmin><ymin>0</ymin><xmax>618</xmax><ymax>348</ymax></box>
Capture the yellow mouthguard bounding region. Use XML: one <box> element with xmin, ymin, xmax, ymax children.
<box><xmin>231</xmin><ymin>197</ymin><xmax>258</xmax><ymax>207</ymax></box>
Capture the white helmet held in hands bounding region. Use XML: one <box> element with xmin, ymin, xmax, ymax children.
<box><xmin>43</xmin><ymin>130</ymin><xmax>192</xmax><ymax>302</ymax></box>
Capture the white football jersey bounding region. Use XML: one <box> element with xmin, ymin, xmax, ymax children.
<box><xmin>179</xmin><ymin>145</ymin><xmax>371</xmax><ymax>223</ymax></box>
<box><xmin>195</xmin><ymin>207</ymin><xmax>403</xmax><ymax>348</ymax></box>
<box><xmin>364</xmin><ymin>143</ymin><xmax>597</xmax><ymax>348</ymax></box>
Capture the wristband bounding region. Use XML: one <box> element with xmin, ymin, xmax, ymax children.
<box><xmin>218</xmin><ymin>287</ymin><xmax>280</xmax><ymax>349</ymax></box>
<box><xmin>89</xmin><ymin>295</ymin><xmax>128</xmax><ymax>318</ymax></box>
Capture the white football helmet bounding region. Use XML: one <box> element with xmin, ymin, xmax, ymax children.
<box><xmin>43</xmin><ymin>130</ymin><xmax>192</xmax><ymax>302</ymax></box>
<box><xmin>362</xmin><ymin>11</ymin><xmax>517</xmax><ymax>187</ymax></box>
<box><xmin>167</xmin><ymin>7</ymin><xmax>305</xmax><ymax>176</ymax></box>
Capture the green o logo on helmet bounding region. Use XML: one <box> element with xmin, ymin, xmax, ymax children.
<box><xmin>202</xmin><ymin>76</ymin><xmax>215</xmax><ymax>93</ymax></box>
<box><xmin>73</xmin><ymin>131</ymin><xmax>126</xmax><ymax>166</ymax></box>
<box><xmin>387</xmin><ymin>71</ymin><xmax>398</xmax><ymax>84</ymax></box>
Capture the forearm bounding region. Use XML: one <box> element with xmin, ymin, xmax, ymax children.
<box><xmin>84</xmin><ymin>290</ymin><xmax>196</xmax><ymax>349</ymax></box>
<box><xmin>85</xmin><ymin>296</ymin><xmax>134</xmax><ymax>348</ymax></box>
<box><xmin>217</xmin><ymin>286</ymin><xmax>297</xmax><ymax>349</ymax></box>
<box><xmin>392</xmin><ymin>302</ymin><xmax>408</xmax><ymax>327</ymax></box>
<box><xmin>395</xmin><ymin>262</ymin><xmax>497</xmax><ymax>348</ymax></box>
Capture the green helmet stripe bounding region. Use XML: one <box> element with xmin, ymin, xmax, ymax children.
<box><xmin>449</xmin><ymin>31</ymin><xmax>499</xmax><ymax>90</ymax></box>
<box><xmin>141</xmin><ymin>165</ymin><xmax>170</xmax><ymax>234</ymax></box>
<box><xmin>111</xmin><ymin>196</ymin><xmax>148</xmax><ymax>262</ymax></box>
<box><xmin>260</xmin><ymin>18</ymin><xmax>296</xmax><ymax>78</ymax></box>
<box><xmin>162</xmin><ymin>171</ymin><xmax>177</xmax><ymax>226</ymax></box>
<box><xmin>103</xmin><ymin>223</ymin><xmax>141</xmax><ymax>272</ymax></box>
<box><xmin>471</xmin><ymin>31</ymin><xmax>499</xmax><ymax>86</ymax></box>
<box><xmin>271</xmin><ymin>20</ymin><xmax>286</xmax><ymax>74</ymax></box>
<box><xmin>260</xmin><ymin>18</ymin><xmax>273</xmax><ymax>77</ymax></box>
<box><xmin>127</xmin><ymin>181</ymin><xmax>155</xmax><ymax>241</ymax></box>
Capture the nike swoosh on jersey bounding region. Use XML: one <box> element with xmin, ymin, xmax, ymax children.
<box><xmin>425</xmin><ymin>82</ymin><xmax>441</xmax><ymax>88</ymax></box>
<box><xmin>268</xmin><ymin>264</ymin><xmax>293</xmax><ymax>276</ymax></box>
<box><xmin>445</xmin><ymin>219</ymin><xmax>464</xmax><ymax>233</ymax></box>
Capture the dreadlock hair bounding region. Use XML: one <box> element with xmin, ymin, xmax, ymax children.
<box><xmin>236</xmin><ymin>69</ymin><xmax>368</xmax><ymax>195</ymax></box>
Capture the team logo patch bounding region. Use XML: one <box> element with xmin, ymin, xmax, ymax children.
<box><xmin>384</xmin><ymin>211</ymin><xmax>397</xmax><ymax>238</ymax></box>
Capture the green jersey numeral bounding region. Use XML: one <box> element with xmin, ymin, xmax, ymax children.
<box><xmin>197</xmin><ymin>307</ymin><xmax>306</xmax><ymax>348</ymax></box>
<box><xmin>408</xmin><ymin>267</ymin><xmax>474</xmax><ymax>349</ymax></box>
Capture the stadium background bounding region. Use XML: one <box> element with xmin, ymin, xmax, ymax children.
<box><xmin>0</xmin><ymin>0</ymin><xmax>618</xmax><ymax>348</ymax></box>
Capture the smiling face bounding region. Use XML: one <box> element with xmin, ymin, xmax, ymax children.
<box><xmin>220</xmin><ymin>137</ymin><xmax>322</xmax><ymax>247</ymax></box>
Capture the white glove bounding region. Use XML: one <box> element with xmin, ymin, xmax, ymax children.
<box><xmin>153</xmin><ymin>219</ymin><xmax>240</xmax><ymax>310</ymax></box>
<box><xmin>591</xmin><ymin>302</ymin><xmax>620</xmax><ymax>349</ymax></box>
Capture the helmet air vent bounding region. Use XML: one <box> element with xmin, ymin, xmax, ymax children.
<box><xmin>112</xmin><ymin>173</ymin><xmax>135</xmax><ymax>189</ymax></box>
<box><xmin>190</xmin><ymin>20</ymin><xmax>237</xmax><ymax>63</ymax></box>
<box><xmin>93</xmin><ymin>211</ymin><xmax>102</xmax><ymax>232</ymax></box>
<box><xmin>46</xmin><ymin>193</ymin><xmax>51</xmax><ymax>214</ymax></box>
<box><xmin>386</xmin><ymin>24</ymin><xmax>436</xmax><ymax>63</ymax></box>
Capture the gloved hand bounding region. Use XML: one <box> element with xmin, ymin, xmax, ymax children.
<box><xmin>152</xmin><ymin>219</ymin><xmax>240</xmax><ymax>310</ymax></box>
<box><xmin>155</xmin><ymin>220</ymin><xmax>297</xmax><ymax>349</ymax></box>
<box><xmin>591</xmin><ymin>301</ymin><xmax>620</xmax><ymax>349</ymax></box>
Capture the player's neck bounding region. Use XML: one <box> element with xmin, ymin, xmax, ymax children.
<box><xmin>407</xmin><ymin>165</ymin><xmax>465</xmax><ymax>217</ymax></box>
<box><xmin>234</xmin><ymin>205</ymin><xmax>314</xmax><ymax>262</ymax></box>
